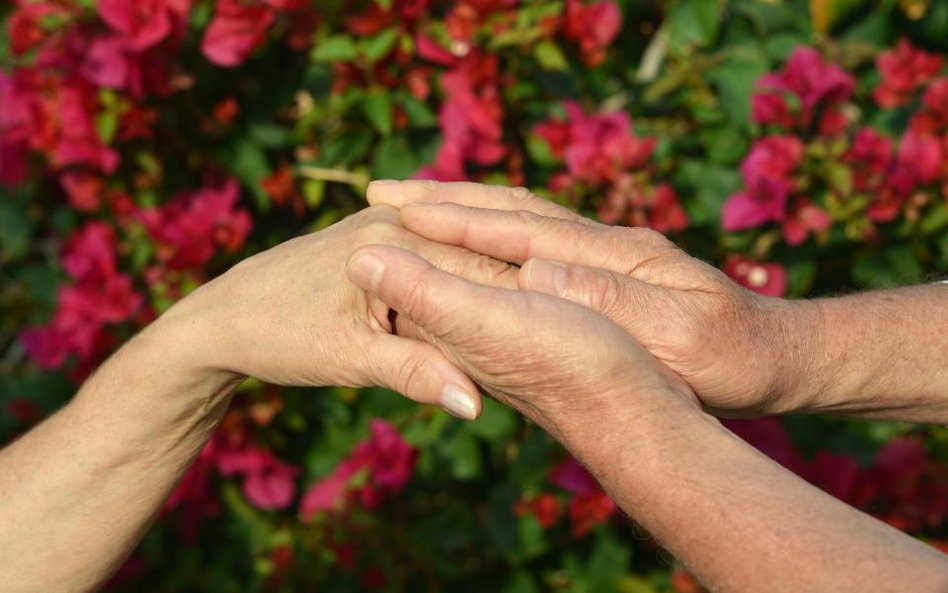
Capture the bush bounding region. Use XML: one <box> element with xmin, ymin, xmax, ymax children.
<box><xmin>1</xmin><ymin>0</ymin><xmax>947</xmax><ymax>591</ymax></box>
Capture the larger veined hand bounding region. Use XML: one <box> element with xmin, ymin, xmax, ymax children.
<box><xmin>345</xmin><ymin>245</ymin><xmax>699</xmax><ymax>448</ymax></box>
<box><xmin>157</xmin><ymin>205</ymin><xmax>518</xmax><ymax>419</ymax></box>
<box><xmin>367</xmin><ymin>180</ymin><xmax>813</xmax><ymax>417</ymax></box>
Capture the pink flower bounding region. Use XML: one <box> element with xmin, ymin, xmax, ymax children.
<box><xmin>534</xmin><ymin>101</ymin><xmax>655</xmax><ymax>186</ymax></box>
<box><xmin>217</xmin><ymin>443</ymin><xmax>300</xmax><ymax>510</ymax></box>
<box><xmin>568</xmin><ymin>492</ymin><xmax>616</xmax><ymax>537</ymax></box>
<box><xmin>806</xmin><ymin>450</ymin><xmax>861</xmax><ymax>504</ymax></box>
<box><xmin>844</xmin><ymin>128</ymin><xmax>894</xmax><ymax>192</ymax></box>
<box><xmin>782</xmin><ymin>198</ymin><xmax>831</xmax><ymax>246</ymax></box>
<box><xmin>416</xmin><ymin>52</ymin><xmax>506</xmax><ymax>180</ymax></box>
<box><xmin>722</xmin><ymin>256</ymin><xmax>787</xmax><ymax>298</ymax></box>
<box><xmin>201</xmin><ymin>0</ymin><xmax>275</xmax><ymax>67</ymax></box>
<box><xmin>562</xmin><ymin>0</ymin><xmax>622</xmax><ymax>67</ymax></box>
<box><xmin>723</xmin><ymin>417</ymin><xmax>801</xmax><ymax>471</ymax></box>
<box><xmin>59</xmin><ymin>169</ymin><xmax>105</xmax><ymax>212</ymax></box>
<box><xmin>599</xmin><ymin>178</ymin><xmax>688</xmax><ymax>232</ymax></box>
<box><xmin>299</xmin><ymin>419</ymin><xmax>416</xmax><ymax>521</ymax></box>
<box><xmin>8</xmin><ymin>0</ymin><xmax>73</xmax><ymax>56</ymax></box>
<box><xmin>873</xmin><ymin>38</ymin><xmax>944</xmax><ymax>108</ymax></box>
<box><xmin>550</xmin><ymin>457</ymin><xmax>599</xmax><ymax>495</ymax></box>
<box><xmin>97</xmin><ymin>0</ymin><xmax>190</xmax><ymax>52</ymax></box>
<box><xmin>753</xmin><ymin>47</ymin><xmax>854</xmax><ymax>132</ymax></box>
<box><xmin>897</xmin><ymin>130</ymin><xmax>943</xmax><ymax>186</ymax></box>
<box><xmin>61</xmin><ymin>222</ymin><xmax>118</xmax><ymax>283</ymax></box>
<box><xmin>140</xmin><ymin>179</ymin><xmax>252</xmax><ymax>271</ymax></box>
<box><xmin>722</xmin><ymin>136</ymin><xmax>804</xmax><ymax>231</ymax></box>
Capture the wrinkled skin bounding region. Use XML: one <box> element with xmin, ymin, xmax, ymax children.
<box><xmin>367</xmin><ymin>180</ymin><xmax>811</xmax><ymax>416</ymax></box>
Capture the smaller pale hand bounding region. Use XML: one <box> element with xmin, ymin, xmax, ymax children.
<box><xmin>158</xmin><ymin>204</ymin><xmax>518</xmax><ymax>419</ymax></box>
<box><xmin>366</xmin><ymin>180</ymin><xmax>814</xmax><ymax>417</ymax></box>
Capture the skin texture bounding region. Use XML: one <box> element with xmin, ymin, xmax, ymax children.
<box><xmin>0</xmin><ymin>205</ymin><xmax>516</xmax><ymax>593</ymax></box>
<box><xmin>367</xmin><ymin>179</ymin><xmax>948</xmax><ymax>423</ymax></box>
<box><xmin>347</xmin><ymin>243</ymin><xmax>948</xmax><ymax>593</ymax></box>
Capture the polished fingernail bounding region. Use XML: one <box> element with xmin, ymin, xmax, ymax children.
<box><xmin>347</xmin><ymin>253</ymin><xmax>386</xmax><ymax>291</ymax></box>
<box><xmin>441</xmin><ymin>384</ymin><xmax>478</xmax><ymax>420</ymax></box>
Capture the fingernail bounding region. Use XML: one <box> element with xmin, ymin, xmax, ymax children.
<box><xmin>550</xmin><ymin>262</ymin><xmax>567</xmax><ymax>296</ymax></box>
<box><xmin>441</xmin><ymin>384</ymin><xmax>478</xmax><ymax>420</ymax></box>
<box><xmin>347</xmin><ymin>253</ymin><xmax>386</xmax><ymax>291</ymax></box>
<box><xmin>369</xmin><ymin>179</ymin><xmax>399</xmax><ymax>186</ymax></box>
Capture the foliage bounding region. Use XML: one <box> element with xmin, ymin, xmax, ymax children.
<box><xmin>1</xmin><ymin>0</ymin><xmax>947</xmax><ymax>591</ymax></box>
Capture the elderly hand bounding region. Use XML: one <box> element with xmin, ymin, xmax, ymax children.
<box><xmin>344</xmin><ymin>244</ymin><xmax>699</xmax><ymax>450</ymax></box>
<box><xmin>366</xmin><ymin>180</ymin><xmax>815</xmax><ymax>417</ymax></box>
<box><xmin>158</xmin><ymin>204</ymin><xmax>518</xmax><ymax>419</ymax></box>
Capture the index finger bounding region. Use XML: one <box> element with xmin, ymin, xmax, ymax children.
<box><xmin>366</xmin><ymin>180</ymin><xmax>589</xmax><ymax>224</ymax></box>
<box><xmin>399</xmin><ymin>202</ymin><xmax>675</xmax><ymax>275</ymax></box>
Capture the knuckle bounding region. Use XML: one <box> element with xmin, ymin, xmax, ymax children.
<box><xmin>400</xmin><ymin>276</ymin><xmax>433</xmax><ymax>324</ymax></box>
<box><xmin>357</xmin><ymin>220</ymin><xmax>400</xmax><ymax>243</ymax></box>
<box><xmin>394</xmin><ymin>351</ymin><xmax>429</xmax><ymax>396</ymax></box>
<box><xmin>508</xmin><ymin>186</ymin><xmax>536</xmax><ymax>203</ymax></box>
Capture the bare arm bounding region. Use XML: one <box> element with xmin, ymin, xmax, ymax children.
<box><xmin>366</xmin><ymin>179</ymin><xmax>948</xmax><ymax>423</ymax></box>
<box><xmin>0</xmin><ymin>205</ymin><xmax>513</xmax><ymax>593</ymax></box>
<box><xmin>346</xmin><ymin>242</ymin><xmax>948</xmax><ymax>593</ymax></box>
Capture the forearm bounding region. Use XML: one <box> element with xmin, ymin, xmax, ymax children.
<box><xmin>775</xmin><ymin>283</ymin><xmax>948</xmax><ymax>422</ymax></box>
<box><xmin>559</xmin><ymin>400</ymin><xmax>948</xmax><ymax>593</ymax></box>
<box><xmin>0</xmin><ymin>314</ymin><xmax>241</xmax><ymax>593</ymax></box>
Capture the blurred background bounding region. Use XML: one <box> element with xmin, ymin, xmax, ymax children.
<box><xmin>1</xmin><ymin>0</ymin><xmax>947</xmax><ymax>591</ymax></box>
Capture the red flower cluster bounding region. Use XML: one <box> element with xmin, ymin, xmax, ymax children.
<box><xmin>201</xmin><ymin>0</ymin><xmax>318</xmax><ymax>67</ymax></box>
<box><xmin>752</xmin><ymin>46</ymin><xmax>855</xmax><ymax>135</ymax></box>
<box><xmin>722</xmin><ymin>255</ymin><xmax>787</xmax><ymax>298</ymax></box>
<box><xmin>535</xmin><ymin>101</ymin><xmax>688</xmax><ymax>232</ymax></box>
<box><xmin>416</xmin><ymin>46</ymin><xmax>508</xmax><ymax>181</ymax></box>
<box><xmin>139</xmin><ymin>179</ymin><xmax>253</xmax><ymax>272</ymax></box>
<box><xmin>549</xmin><ymin>457</ymin><xmax>617</xmax><ymax>537</ymax></box>
<box><xmin>728</xmin><ymin>41</ymin><xmax>947</xmax><ymax>250</ymax></box>
<box><xmin>216</xmin><ymin>440</ymin><xmax>300</xmax><ymax>510</ymax></box>
<box><xmin>561</xmin><ymin>0</ymin><xmax>621</xmax><ymax>67</ymax></box>
<box><xmin>298</xmin><ymin>419</ymin><xmax>417</xmax><ymax>520</ymax></box>
<box><xmin>19</xmin><ymin>222</ymin><xmax>143</xmax><ymax>379</ymax></box>
<box><xmin>514</xmin><ymin>493</ymin><xmax>563</xmax><ymax>529</ymax></box>
<box><xmin>873</xmin><ymin>38</ymin><xmax>944</xmax><ymax>108</ymax></box>
<box><xmin>726</xmin><ymin>419</ymin><xmax>948</xmax><ymax>532</ymax></box>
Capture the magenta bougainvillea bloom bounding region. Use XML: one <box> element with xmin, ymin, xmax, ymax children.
<box><xmin>752</xmin><ymin>46</ymin><xmax>855</xmax><ymax>134</ymax></box>
<box><xmin>874</xmin><ymin>38</ymin><xmax>944</xmax><ymax>108</ymax></box>
<box><xmin>299</xmin><ymin>419</ymin><xmax>417</xmax><ymax>520</ymax></box>
<box><xmin>722</xmin><ymin>255</ymin><xmax>787</xmax><ymax>297</ymax></box>
<box><xmin>721</xmin><ymin>135</ymin><xmax>805</xmax><ymax>232</ymax></box>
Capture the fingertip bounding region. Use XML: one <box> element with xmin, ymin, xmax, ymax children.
<box><xmin>441</xmin><ymin>383</ymin><xmax>482</xmax><ymax>420</ymax></box>
<box><xmin>346</xmin><ymin>248</ymin><xmax>387</xmax><ymax>293</ymax></box>
<box><xmin>366</xmin><ymin>179</ymin><xmax>404</xmax><ymax>207</ymax></box>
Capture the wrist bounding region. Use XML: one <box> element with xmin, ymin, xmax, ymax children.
<box><xmin>757</xmin><ymin>296</ymin><xmax>828</xmax><ymax>415</ymax></box>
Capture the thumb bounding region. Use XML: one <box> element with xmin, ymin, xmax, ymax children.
<box><xmin>347</xmin><ymin>245</ymin><xmax>505</xmax><ymax>419</ymax></box>
<box><xmin>519</xmin><ymin>258</ymin><xmax>649</xmax><ymax>330</ymax></box>
<box><xmin>363</xmin><ymin>332</ymin><xmax>482</xmax><ymax>421</ymax></box>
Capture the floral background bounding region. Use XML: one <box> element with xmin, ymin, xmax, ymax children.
<box><xmin>1</xmin><ymin>0</ymin><xmax>947</xmax><ymax>591</ymax></box>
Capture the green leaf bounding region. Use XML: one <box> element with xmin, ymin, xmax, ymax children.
<box><xmin>468</xmin><ymin>398</ymin><xmax>517</xmax><ymax>441</ymax></box>
<box><xmin>362</xmin><ymin>91</ymin><xmax>393</xmax><ymax>136</ymax></box>
<box><xmin>399</xmin><ymin>95</ymin><xmax>438</xmax><ymax>128</ymax></box>
<box><xmin>371</xmin><ymin>135</ymin><xmax>419</xmax><ymax>179</ymax></box>
<box><xmin>362</xmin><ymin>28</ymin><xmax>399</xmax><ymax>63</ymax></box>
<box><xmin>504</xmin><ymin>572</ymin><xmax>539</xmax><ymax>593</ymax></box>
<box><xmin>312</xmin><ymin>35</ymin><xmax>358</xmax><ymax>62</ymax></box>
<box><xmin>221</xmin><ymin>138</ymin><xmax>272</xmax><ymax>212</ymax></box>
<box><xmin>445</xmin><ymin>430</ymin><xmax>482</xmax><ymax>480</ymax></box>
<box><xmin>0</xmin><ymin>198</ymin><xmax>32</xmax><ymax>259</ymax></box>
<box><xmin>851</xmin><ymin>246</ymin><xmax>924</xmax><ymax>288</ymax></box>
<box><xmin>534</xmin><ymin>40</ymin><xmax>569</xmax><ymax>71</ymax></box>
<box><xmin>667</xmin><ymin>0</ymin><xmax>724</xmax><ymax>48</ymax></box>
<box><xmin>707</xmin><ymin>45</ymin><xmax>770</xmax><ymax>127</ymax></box>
